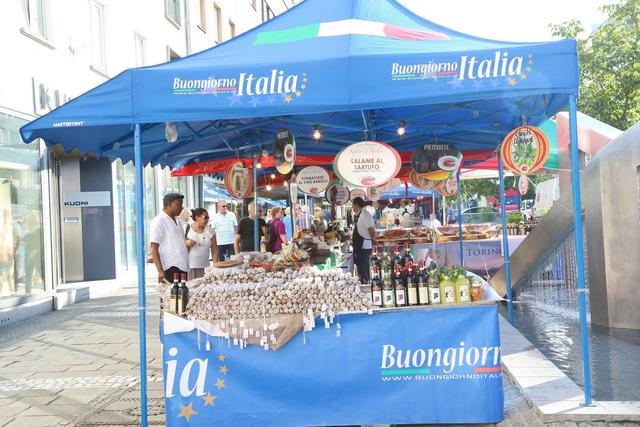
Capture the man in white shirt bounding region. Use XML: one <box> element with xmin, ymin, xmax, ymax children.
<box><xmin>211</xmin><ymin>199</ymin><xmax>237</xmax><ymax>261</ymax></box>
<box><xmin>150</xmin><ymin>193</ymin><xmax>190</xmax><ymax>283</ymax></box>
<box><xmin>352</xmin><ymin>197</ymin><xmax>376</xmax><ymax>283</ymax></box>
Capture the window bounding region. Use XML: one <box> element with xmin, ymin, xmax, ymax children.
<box><xmin>25</xmin><ymin>0</ymin><xmax>48</xmax><ymax>39</ymax></box>
<box><xmin>251</xmin><ymin>0</ymin><xmax>257</xmax><ymax>10</ymax></box>
<box><xmin>167</xmin><ymin>47</ymin><xmax>181</xmax><ymax>61</ymax></box>
<box><xmin>165</xmin><ymin>0</ymin><xmax>181</xmax><ymax>27</ymax></box>
<box><xmin>90</xmin><ymin>1</ymin><xmax>106</xmax><ymax>72</ymax></box>
<box><xmin>261</xmin><ymin>0</ymin><xmax>274</xmax><ymax>22</ymax></box>
<box><xmin>214</xmin><ymin>4</ymin><xmax>222</xmax><ymax>43</ymax></box>
<box><xmin>134</xmin><ymin>33</ymin><xmax>145</xmax><ymax>67</ymax></box>
<box><xmin>198</xmin><ymin>0</ymin><xmax>206</xmax><ymax>32</ymax></box>
<box><xmin>229</xmin><ymin>20</ymin><xmax>236</xmax><ymax>38</ymax></box>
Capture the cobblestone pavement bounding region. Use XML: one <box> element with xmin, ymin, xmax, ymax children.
<box><xmin>0</xmin><ymin>284</ymin><xmax>627</xmax><ymax>427</ymax></box>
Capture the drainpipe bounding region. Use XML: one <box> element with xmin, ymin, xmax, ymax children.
<box><xmin>184</xmin><ymin>0</ymin><xmax>191</xmax><ymax>55</ymax></box>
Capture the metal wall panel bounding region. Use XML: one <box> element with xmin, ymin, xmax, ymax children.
<box><xmin>59</xmin><ymin>159</ymin><xmax>84</xmax><ymax>282</ymax></box>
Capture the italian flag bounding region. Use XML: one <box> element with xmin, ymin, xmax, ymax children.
<box><xmin>254</xmin><ymin>19</ymin><xmax>449</xmax><ymax>45</ymax></box>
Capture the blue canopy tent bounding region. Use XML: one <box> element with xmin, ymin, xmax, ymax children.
<box><xmin>378</xmin><ymin>185</ymin><xmax>440</xmax><ymax>201</ymax></box>
<box><xmin>20</xmin><ymin>0</ymin><xmax>592</xmax><ymax>422</ymax></box>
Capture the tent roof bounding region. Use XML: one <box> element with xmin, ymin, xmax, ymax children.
<box><xmin>20</xmin><ymin>0</ymin><xmax>578</xmax><ymax>170</ymax></box>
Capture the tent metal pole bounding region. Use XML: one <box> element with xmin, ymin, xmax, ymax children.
<box><xmin>498</xmin><ymin>152</ymin><xmax>514</xmax><ymax>324</ymax></box>
<box><xmin>133</xmin><ymin>123</ymin><xmax>148</xmax><ymax>427</ymax></box>
<box><xmin>252</xmin><ymin>155</ymin><xmax>259</xmax><ymax>252</ymax></box>
<box><xmin>569</xmin><ymin>94</ymin><xmax>593</xmax><ymax>407</ymax></box>
<box><xmin>456</xmin><ymin>171</ymin><xmax>463</xmax><ymax>266</ymax></box>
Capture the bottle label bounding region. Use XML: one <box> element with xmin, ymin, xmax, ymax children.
<box><xmin>408</xmin><ymin>288</ymin><xmax>418</xmax><ymax>305</ymax></box>
<box><xmin>429</xmin><ymin>288</ymin><xmax>441</xmax><ymax>304</ymax></box>
<box><xmin>418</xmin><ymin>287</ymin><xmax>429</xmax><ymax>305</ymax></box>
<box><xmin>459</xmin><ymin>285</ymin><xmax>470</xmax><ymax>302</ymax></box>
<box><xmin>382</xmin><ymin>289</ymin><xmax>395</xmax><ymax>307</ymax></box>
<box><xmin>170</xmin><ymin>295</ymin><xmax>177</xmax><ymax>312</ymax></box>
<box><xmin>444</xmin><ymin>286</ymin><xmax>455</xmax><ymax>303</ymax></box>
<box><xmin>372</xmin><ymin>290</ymin><xmax>382</xmax><ymax>306</ymax></box>
<box><xmin>395</xmin><ymin>289</ymin><xmax>406</xmax><ymax>306</ymax></box>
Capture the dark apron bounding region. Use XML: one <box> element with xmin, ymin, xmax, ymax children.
<box><xmin>352</xmin><ymin>214</ymin><xmax>364</xmax><ymax>252</ymax></box>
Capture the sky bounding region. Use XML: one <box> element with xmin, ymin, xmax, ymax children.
<box><xmin>398</xmin><ymin>0</ymin><xmax>619</xmax><ymax>41</ymax></box>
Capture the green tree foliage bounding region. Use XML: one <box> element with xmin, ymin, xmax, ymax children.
<box><xmin>459</xmin><ymin>174</ymin><xmax>555</xmax><ymax>201</ymax></box>
<box><xmin>550</xmin><ymin>0</ymin><xmax>640</xmax><ymax>130</ymax></box>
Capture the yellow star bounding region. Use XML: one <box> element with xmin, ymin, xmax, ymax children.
<box><xmin>295</xmin><ymin>90</ymin><xmax>301</xmax><ymax>97</ymax></box>
<box><xmin>519</xmin><ymin>73</ymin><xmax>527</xmax><ymax>80</ymax></box>
<box><xmin>219</xmin><ymin>365</ymin><xmax>229</xmax><ymax>375</ymax></box>
<box><xmin>528</xmin><ymin>59</ymin><xmax>533</xmax><ymax>65</ymax></box>
<box><xmin>508</xmin><ymin>78</ymin><xmax>517</xmax><ymax>86</ymax></box>
<box><xmin>303</xmin><ymin>77</ymin><xmax>308</xmax><ymax>83</ymax></box>
<box><xmin>526</xmin><ymin>66</ymin><xmax>531</xmax><ymax>72</ymax></box>
<box><xmin>284</xmin><ymin>95</ymin><xmax>293</xmax><ymax>103</ymax></box>
<box><xmin>217</xmin><ymin>354</ymin><xmax>226</xmax><ymax>362</ymax></box>
<box><xmin>301</xmin><ymin>84</ymin><xmax>306</xmax><ymax>89</ymax></box>
<box><xmin>178</xmin><ymin>402</ymin><xmax>198</xmax><ymax>422</ymax></box>
<box><xmin>202</xmin><ymin>392</ymin><xmax>217</xmax><ymax>406</ymax></box>
<box><xmin>214</xmin><ymin>378</ymin><xmax>226</xmax><ymax>390</ymax></box>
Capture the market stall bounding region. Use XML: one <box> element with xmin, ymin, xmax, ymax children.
<box><xmin>20</xmin><ymin>0</ymin><xmax>591</xmax><ymax>423</ymax></box>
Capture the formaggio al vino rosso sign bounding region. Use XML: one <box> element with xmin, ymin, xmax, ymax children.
<box><xmin>333</xmin><ymin>141</ymin><xmax>401</xmax><ymax>188</ymax></box>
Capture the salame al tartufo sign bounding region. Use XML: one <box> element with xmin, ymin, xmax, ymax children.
<box><xmin>63</xmin><ymin>191</ymin><xmax>111</xmax><ymax>207</ymax></box>
<box><xmin>334</xmin><ymin>141</ymin><xmax>401</xmax><ymax>188</ymax></box>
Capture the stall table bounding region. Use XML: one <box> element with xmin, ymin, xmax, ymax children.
<box><xmin>161</xmin><ymin>304</ymin><xmax>504</xmax><ymax>426</ymax></box>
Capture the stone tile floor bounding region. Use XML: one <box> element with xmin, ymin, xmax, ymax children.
<box><xmin>0</xmin><ymin>284</ymin><xmax>633</xmax><ymax>427</ymax></box>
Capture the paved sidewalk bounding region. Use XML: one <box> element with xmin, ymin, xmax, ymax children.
<box><xmin>0</xmin><ymin>283</ymin><xmax>549</xmax><ymax>427</ymax></box>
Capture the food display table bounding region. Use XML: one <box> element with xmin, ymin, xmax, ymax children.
<box><xmin>161</xmin><ymin>304</ymin><xmax>504</xmax><ymax>426</ymax></box>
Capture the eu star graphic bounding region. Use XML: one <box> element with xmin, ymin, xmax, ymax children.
<box><xmin>214</xmin><ymin>378</ymin><xmax>226</xmax><ymax>390</ymax></box>
<box><xmin>178</xmin><ymin>402</ymin><xmax>198</xmax><ymax>422</ymax></box>
<box><xmin>219</xmin><ymin>365</ymin><xmax>229</xmax><ymax>374</ymax></box>
<box><xmin>218</xmin><ymin>354</ymin><xmax>226</xmax><ymax>362</ymax></box>
<box><xmin>202</xmin><ymin>392</ymin><xmax>217</xmax><ymax>406</ymax></box>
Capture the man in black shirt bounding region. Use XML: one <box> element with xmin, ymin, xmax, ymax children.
<box><xmin>234</xmin><ymin>202</ymin><xmax>267</xmax><ymax>253</ymax></box>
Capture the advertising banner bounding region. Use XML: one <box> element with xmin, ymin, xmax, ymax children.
<box><xmin>161</xmin><ymin>305</ymin><xmax>504</xmax><ymax>426</ymax></box>
<box><xmin>223</xmin><ymin>161</ymin><xmax>252</xmax><ymax>199</ymax></box>
<box><xmin>333</xmin><ymin>141</ymin><xmax>401</xmax><ymax>188</ymax></box>
<box><xmin>411</xmin><ymin>143</ymin><xmax>462</xmax><ymax>181</ymax></box>
<box><xmin>500</xmin><ymin>125</ymin><xmax>550</xmax><ymax>175</ymax></box>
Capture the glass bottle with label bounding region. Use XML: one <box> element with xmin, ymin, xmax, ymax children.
<box><xmin>402</xmin><ymin>242</ymin><xmax>414</xmax><ymax>268</ymax></box>
<box><xmin>382</xmin><ymin>268</ymin><xmax>396</xmax><ymax>308</ymax></box>
<box><xmin>417</xmin><ymin>260</ymin><xmax>430</xmax><ymax>305</ymax></box>
<box><xmin>439</xmin><ymin>268</ymin><xmax>456</xmax><ymax>305</ymax></box>
<box><xmin>406</xmin><ymin>261</ymin><xmax>419</xmax><ymax>306</ymax></box>
<box><xmin>427</xmin><ymin>266</ymin><xmax>441</xmax><ymax>305</ymax></box>
<box><xmin>369</xmin><ymin>246</ymin><xmax>380</xmax><ymax>284</ymax></box>
<box><xmin>454</xmin><ymin>266</ymin><xmax>471</xmax><ymax>303</ymax></box>
<box><xmin>380</xmin><ymin>247</ymin><xmax>392</xmax><ymax>284</ymax></box>
<box><xmin>394</xmin><ymin>266</ymin><xmax>407</xmax><ymax>307</ymax></box>
<box><xmin>170</xmin><ymin>274</ymin><xmax>180</xmax><ymax>313</ymax></box>
<box><xmin>392</xmin><ymin>245</ymin><xmax>403</xmax><ymax>271</ymax></box>
<box><xmin>177</xmin><ymin>273</ymin><xmax>189</xmax><ymax>316</ymax></box>
<box><xmin>370</xmin><ymin>265</ymin><xmax>383</xmax><ymax>308</ymax></box>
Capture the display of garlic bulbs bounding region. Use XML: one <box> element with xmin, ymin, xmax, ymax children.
<box><xmin>184</xmin><ymin>266</ymin><xmax>371</xmax><ymax>322</ymax></box>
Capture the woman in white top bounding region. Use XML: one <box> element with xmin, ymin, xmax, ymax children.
<box><xmin>185</xmin><ymin>208</ymin><xmax>216</xmax><ymax>279</ymax></box>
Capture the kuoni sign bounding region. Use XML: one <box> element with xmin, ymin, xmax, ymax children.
<box><xmin>333</xmin><ymin>141</ymin><xmax>401</xmax><ymax>188</ymax></box>
<box><xmin>295</xmin><ymin>166</ymin><xmax>330</xmax><ymax>195</ymax></box>
<box><xmin>500</xmin><ymin>126</ymin><xmax>549</xmax><ymax>175</ymax></box>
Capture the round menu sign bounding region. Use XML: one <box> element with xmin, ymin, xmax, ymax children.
<box><xmin>411</xmin><ymin>143</ymin><xmax>462</xmax><ymax>181</ymax></box>
<box><xmin>224</xmin><ymin>161</ymin><xmax>253</xmax><ymax>199</ymax></box>
<box><xmin>518</xmin><ymin>175</ymin><xmax>529</xmax><ymax>195</ymax></box>
<box><xmin>409</xmin><ymin>171</ymin><xmax>437</xmax><ymax>191</ymax></box>
<box><xmin>274</xmin><ymin>128</ymin><xmax>296</xmax><ymax>175</ymax></box>
<box><xmin>444</xmin><ymin>176</ymin><xmax>458</xmax><ymax>196</ymax></box>
<box><xmin>295</xmin><ymin>166</ymin><xmax>331</xmax><ymax>195</ymax></box>
<box><xmin>366</xmin><ymin>186</ymin><xmax>383</xmax><ymax>201</ymax></box>
<box><xmin>325</xmin><ymin>183</ymin><xmax>350</xmax><ymax>206</ymax></box>
<box><xmin>350</xmin><ymin>188</ymin><xmax>366</xmax><ymax>201</ymax></box>
<box><xmin>333</xmin><ymin>141</ymin><xmax>401</xmax><ymax>188</ymax></box>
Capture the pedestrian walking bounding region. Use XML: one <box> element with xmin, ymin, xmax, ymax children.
<box><xmin>266</xmin><ymin>207</ymin><xmax>288</xmax><ymax>253</ymax></box>
<box><xmin>210</xmin><ymin>199</ymin><xmax>237</xmax><ymax>261</ymax></box>
<box><xmin>185</xmin><ymin>208</ymin><xmax>216</xmax><ymax>279</ymax></box>
<box><xmin>351</xmin><ymin>197</ymin><xmax>376</xmax><ymax>284</ymax></box>
<box><xmin>149</xmin><ymin>193</ymin><xmax>189</xmax><ymax>283</ymax></box>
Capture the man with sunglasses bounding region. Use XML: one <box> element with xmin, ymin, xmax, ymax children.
<box><xmin>211</xmin><ymin>199</ymin><xmax>237</xmax><ymax>261</ymax></box>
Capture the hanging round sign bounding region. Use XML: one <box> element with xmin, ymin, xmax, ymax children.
<box><xmin>444</xmin><ymin>176</ymin><xmax>458</xmax><ymax>196</ymax></box>
<box><xmin>435</xmin><ymin>180</ymin><xmax>448</xmax><ymax>196</ymax></box>
<box><xmin>274</xmin><ymin>128</ymin><xmax>296</xmax><ymax>175</ymax></box>
<box><xmin>333</xmin><ymin>141</ymin><xmax>401</xmax><ymax>188</ymax></box>
<box><xmin>366</xmin><ymin>186</ymin><xmax>383</xmax><ymax>202</ymax></box>
<box><xmin>224</xmin><ymin>161</ymin><xmax>253</xmax><ymax>200</ymax></box>
<box><xmin>411</xmin><ymin>143</ymin><xmax>462</xmax><ymax>181</ymax></box>
<box><xmin>409</xmin><ymin>171</ymin><xmax>437</xmax><ymax>191</ymax></box>
<box><xmin>500</xmin><ymin>125</ymin><xmax>550</xmax><ymax>175</ymax></box>
<box><xmin>518</xmin><ymin>175</ymin><xmax>529</xmax><ymax>196</ymax></box>
<box><xmin>295</xmin><ymin>166</ymin><xmax>331</xmax><ymax>195</ymax></box>
<box><xmin>325</xmin><ymin>183</ymin><xmax>350</xmax><ymax>206</ymax></box>
<box><xmin>289</xmin><ymin>180</ymin><xmax>298</xmax><ymax>204</ymax></box>
<box><xmin>350</xmin><ymin>188</ymin><xmax>367</xmax><ymax>201</ymax></box>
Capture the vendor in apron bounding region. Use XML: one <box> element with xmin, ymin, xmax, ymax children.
<box><xmin>351</xmin><ymin>197</ymin><xmax>376</xmax><ymax>284</ymax></box>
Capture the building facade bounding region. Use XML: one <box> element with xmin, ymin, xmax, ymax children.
<box><xmin>0</xmin><ymin>0</ymin><xmax>289</xmax><ymax>321</ymax></box>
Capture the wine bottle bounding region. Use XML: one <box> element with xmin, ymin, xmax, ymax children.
<box><xmin>381</xmin><ymin>265</ymin><xmax>396</xmax><ymax>308</ymax></box>
<box><xmin>370</xmin><ymin>266</ymin><xmax>383</xmax><ymax>308</ymax></box>
<box><xmin>177</xmin><ymin>273</ymin><xmax>189</xmax><ymax>316</ymax></box>
<box><xmin>394</xmin><ymin>266</ymin><xmax>407</xmax><ymax>307</ymax></box>
<box><xmin>428</xmin><ymin>266</ymin><xmax>441</xmax><ymax>305</ymax></box>
<box><xmin>392</xmin><ymin>245</ymin><xmax>403</xmax><ymax>271</ymax></box>
<box><xmin>406</xmin><ymin>261</ymin><xmax>419</xmax><ymax>306</ymax></box>
<box><xmin>170</xmin><ymin>273</ymin><xmax>179</xmax><ymax>313</ymax></box>
<box><xmin>402</xmin><ymin>242</ymin><xmax>414</xmax><ymax>268</ymax></box>
<box><xmin>369</xmin><ymin>246</ymin><xmax>380</xmax><ymax>285</ymax></box>
<box><xmin>417</xmin><ymin>260</ymin><xmax>430</xmax><ymax>305</ymax></box>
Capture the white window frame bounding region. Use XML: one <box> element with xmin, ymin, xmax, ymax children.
<box><xmin>214</xmin><ymin>3</ymin><xmax>222</xmax><ymax>44</ymax></box>
<box><xmin>198</xmin><ymin>0</ymin><xmax>207</xmax><ymax>32</ymax></box>
<box><xmin>229</xmin><ymin>19</ymin><xmax>235</xmax><ymax>38</ymax></box>
<box><xmin>21</xmin><ymin>0</ymin><xmax>54</xmax><ymax>49</ymax></box>
<box><xmin>165</xmin><ymin>0</ymin><xmax>182</xmax><ymax>28</ymax></box>
<box><xmin>134</xmin><ymin>33</ymin><xmax>146</xmax><ymax>67</ymax></box>
<box><xmin>89</xmin><ymin>0</ymin><xmax>107</xmax><ymax>74</ymax></box>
